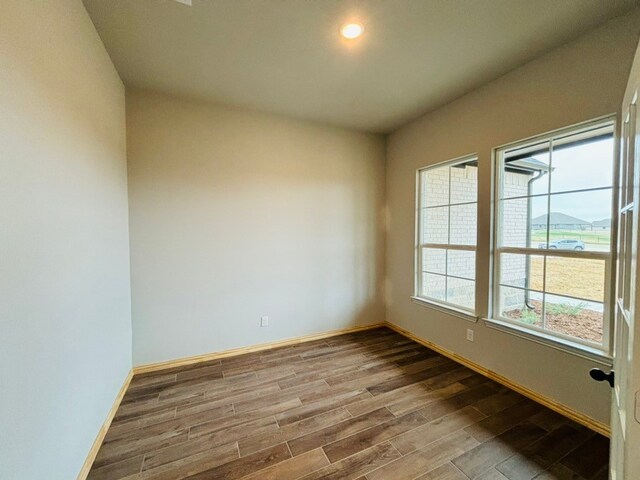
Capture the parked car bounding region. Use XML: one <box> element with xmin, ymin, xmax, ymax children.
<box><xmin>538</xmin><ymin>239</ymin><xmax>585</xmax><ymax>250</ymax></box>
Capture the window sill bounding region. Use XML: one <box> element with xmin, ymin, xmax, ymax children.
<box><xmin>411</xmin><ymin>296</ymin><xmax>479</xmax><ymax>323</ymax></box>
<box><xmin>483</xmin><ymin>317</ymin><xmax>612</xmax><ymax>366</ymax></box>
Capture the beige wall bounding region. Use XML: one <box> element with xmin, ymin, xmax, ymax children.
<box><xmin>386</xmin><ymin>12</ymin><xmax>640</xmax><ymax>425</ymax></box>
<box><xmin>126</xmin><ymin>89</ymin><xmax>386</xmax><ymax>366</ymax></box>
<box><xmin>0</xmin><ymin>1</ymin><xmax>132</xmax><ymax>479</ymax></box>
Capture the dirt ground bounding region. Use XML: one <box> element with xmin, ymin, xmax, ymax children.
<box><xmin>504</xmin><ymin>300</ymin><xmax>603</xmax><ymax>344</ymax></box>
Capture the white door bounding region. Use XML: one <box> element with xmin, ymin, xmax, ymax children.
<box><xmin>610</xmin><ymin>39</ymin><xmax>640</xmax><ymax>480</ymax></box>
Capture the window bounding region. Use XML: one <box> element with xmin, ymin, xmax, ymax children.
<box><xmin>416</xmin><ymin>155</ymin><xmax>478</xmax><ymax>313</ymax></box>
<box><xmin>493</xmin><ymin>119</ymin><xmax>615</xmax><ymax>352</ymax></box>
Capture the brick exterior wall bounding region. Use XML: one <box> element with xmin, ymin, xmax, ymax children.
<box><xmin>500</xmin><ymin>172</ymin><xmax>532</xmax><ymax>310</ymax></box>
<box><xmin>421</xmin><ymin>165</ymin><xmax>530</xmax><ymax>311</ymax></box>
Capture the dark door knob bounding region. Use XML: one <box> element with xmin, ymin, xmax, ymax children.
<box><xmin>589</xmin><ymin>368</ymin><xmax>615</xmax><ymax>388</ymax></box>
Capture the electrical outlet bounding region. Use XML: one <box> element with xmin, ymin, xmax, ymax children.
<box><xmin>260</xmin><ymin>316</ymin><xmax>269</xmax><ymax>327</ymax></box>
<box><xmin>466</xmin><ymin>329</ymin><xmax>474</xmax><ymax>342</ymax></box>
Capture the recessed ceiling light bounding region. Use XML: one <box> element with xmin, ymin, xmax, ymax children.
<box><xmin>340</xmin><ymin>23</ymin><xmax>364</xmax><ymax>40</ymax></box>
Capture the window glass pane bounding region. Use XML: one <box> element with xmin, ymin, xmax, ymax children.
<box><xmin>499</xmin><ymin>253</ymin><xmax>543</xmax><ymax>290</ymax></box>
<box><xmin>450</xmin><ymin>164</ymin><xmax>477</xmax><ymax>204</ymax></box>
<box><xmin>422</xmin><ymin>273</ymin><xmax>445</xmax><ymax>301</ymax></box>
<box><xmin>495</xmin><ymin>122</ymin><xmax>613</xmax><ymax>350</ymax></box>
<box><xmin>550</xmin><ymin>134</ymin><xmax>614</xmax><ymax>194</ymax></box>
<box><xmin>500</xmin><ymin>196</ymin><xmax>547</xmax><ymax>248</ymax></box>
<box><xmin>450</xmin><ymin>203</ymin><xmax>477</xmax><ymax>246</ymax></box>
<box><xmin>448</xmin><ymin>250</ymin><xmax>475</xmax><ymax>280</ymax></box>
<box><xmin>548</xmin><ymin>189</ymin><xmax>612</xmax><ymax>252</ymax></box>
<box><xmin>422</xmin><ymin>206</ymin><xmax>449</xmax><ymax>244</ymax></box>
<box><xmin>502</xmin><ymin>142</ymin><xmax>550</xmax><ymax>198</ymax></box>
<box><xmin>423</xmin><ymin>166</ymin><xmax>449</xmax><ymax>207</ymax></box>
<box><xmin>418</xmin><ymin>157</ymin><xmax>477</xmax><ymax>313</ymax></box>
<box><xmin>544</xmin><ymin>293</ymin><xmax>603</xmax><ymax>344</ymax></box>
<box><xmin>422</xmin><ymin>247</ymin><xmax>446</xmax><ymax>275</ymax></box>
<box><xmin>544</xmin><ymin>256</ymin><xmax>605</xmax><ymax>303</ymax></box>
<box><xmin>499</xmin><ymin>286</ymin><xmax>543</xmax><ymax>327</ymax></box>
<box><xmin>447</xmin><ymin>277</ymin><xmax>475</xmax><ymax>310</ymax></box>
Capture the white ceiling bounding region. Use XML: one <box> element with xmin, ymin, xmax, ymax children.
<box><xmin>83</xmin><ymin>0</ymin><xmax>637</xmax><ymax>133</ymax></box>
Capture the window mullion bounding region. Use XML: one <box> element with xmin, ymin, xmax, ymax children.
<box><xmin>542</xmin><ymin>138</ymin><xmax>554</xmax><ymax>330</ymax></box>
<box><xmin>545</xmin><ymin>138</ymin><xmax>553</xmax><ymax>256</ymax></box>
<box><xmin>425</xmin><ymin>271</ymin><xmax>475</xmax><ymax>283</ymax></box>
<box><xmin>498</xmin><ymin>282</ymin><xmax>603</xmax><ymax>306</ymax></box>
<box><xmin>498</xmin><ymin>245</ymin><xmax>609</xmax><ymax>258</ymax></box>
<box><xmin>500</xmin><ymin>185</ymin><xmax>613</xmax><ymax>202</ymax></box>
<box><xmin>421</xmin><ymin>243</ymin><xmax>476</xmax><ymax>252</ymax></box>
<box><xmin>417</xmin><ymin>245</ymin><xmax>423</xmax><ymax>298</ymax></box>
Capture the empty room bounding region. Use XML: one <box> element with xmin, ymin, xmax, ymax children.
<box><xmin>3</xmin><ymin>1</ymin><xmax>640</xmax><ymax>479</ymax></box>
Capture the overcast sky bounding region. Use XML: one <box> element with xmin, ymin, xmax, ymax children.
<box><xmin>527</xmin><ymin>137</ymin><xmax>614</xmax><ymax>223</ymax></box>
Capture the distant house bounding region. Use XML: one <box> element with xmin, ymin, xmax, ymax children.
<box><xmin>531</xmin><ymin>212</ymin><xmax>591</xmax><ymax>230</ymax></box>
<box><xmin>591</xmin><ymin>218</ymin><xmax>611</xmax><ymax>230</ymax></box>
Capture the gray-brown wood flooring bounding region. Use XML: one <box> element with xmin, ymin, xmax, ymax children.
<box><xmin>88</xmin><ymin>327</ymin><xmax>609</xmax><ymax>480</ymax></box>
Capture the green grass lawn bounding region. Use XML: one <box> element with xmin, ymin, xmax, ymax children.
<box><xmin>531</xmin><ymin>229</ymin><xmax>610</xmax><ymax>245</ymax></box>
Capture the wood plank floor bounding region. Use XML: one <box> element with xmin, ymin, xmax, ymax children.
<box><xmin>88</xmin><ymin>327</ymin><xmax>609</xmax><ymax>480</ymax></box>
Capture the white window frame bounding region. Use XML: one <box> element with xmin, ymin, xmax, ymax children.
<box><xmin>490</xmin><ymin>117</ymin><xmax>617</xmax><ymax>356</ymax></box>
<box><xmin>414</xmin><ymin>154</ymin><xmax>478</xmax><ymax>319</ymax></box>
